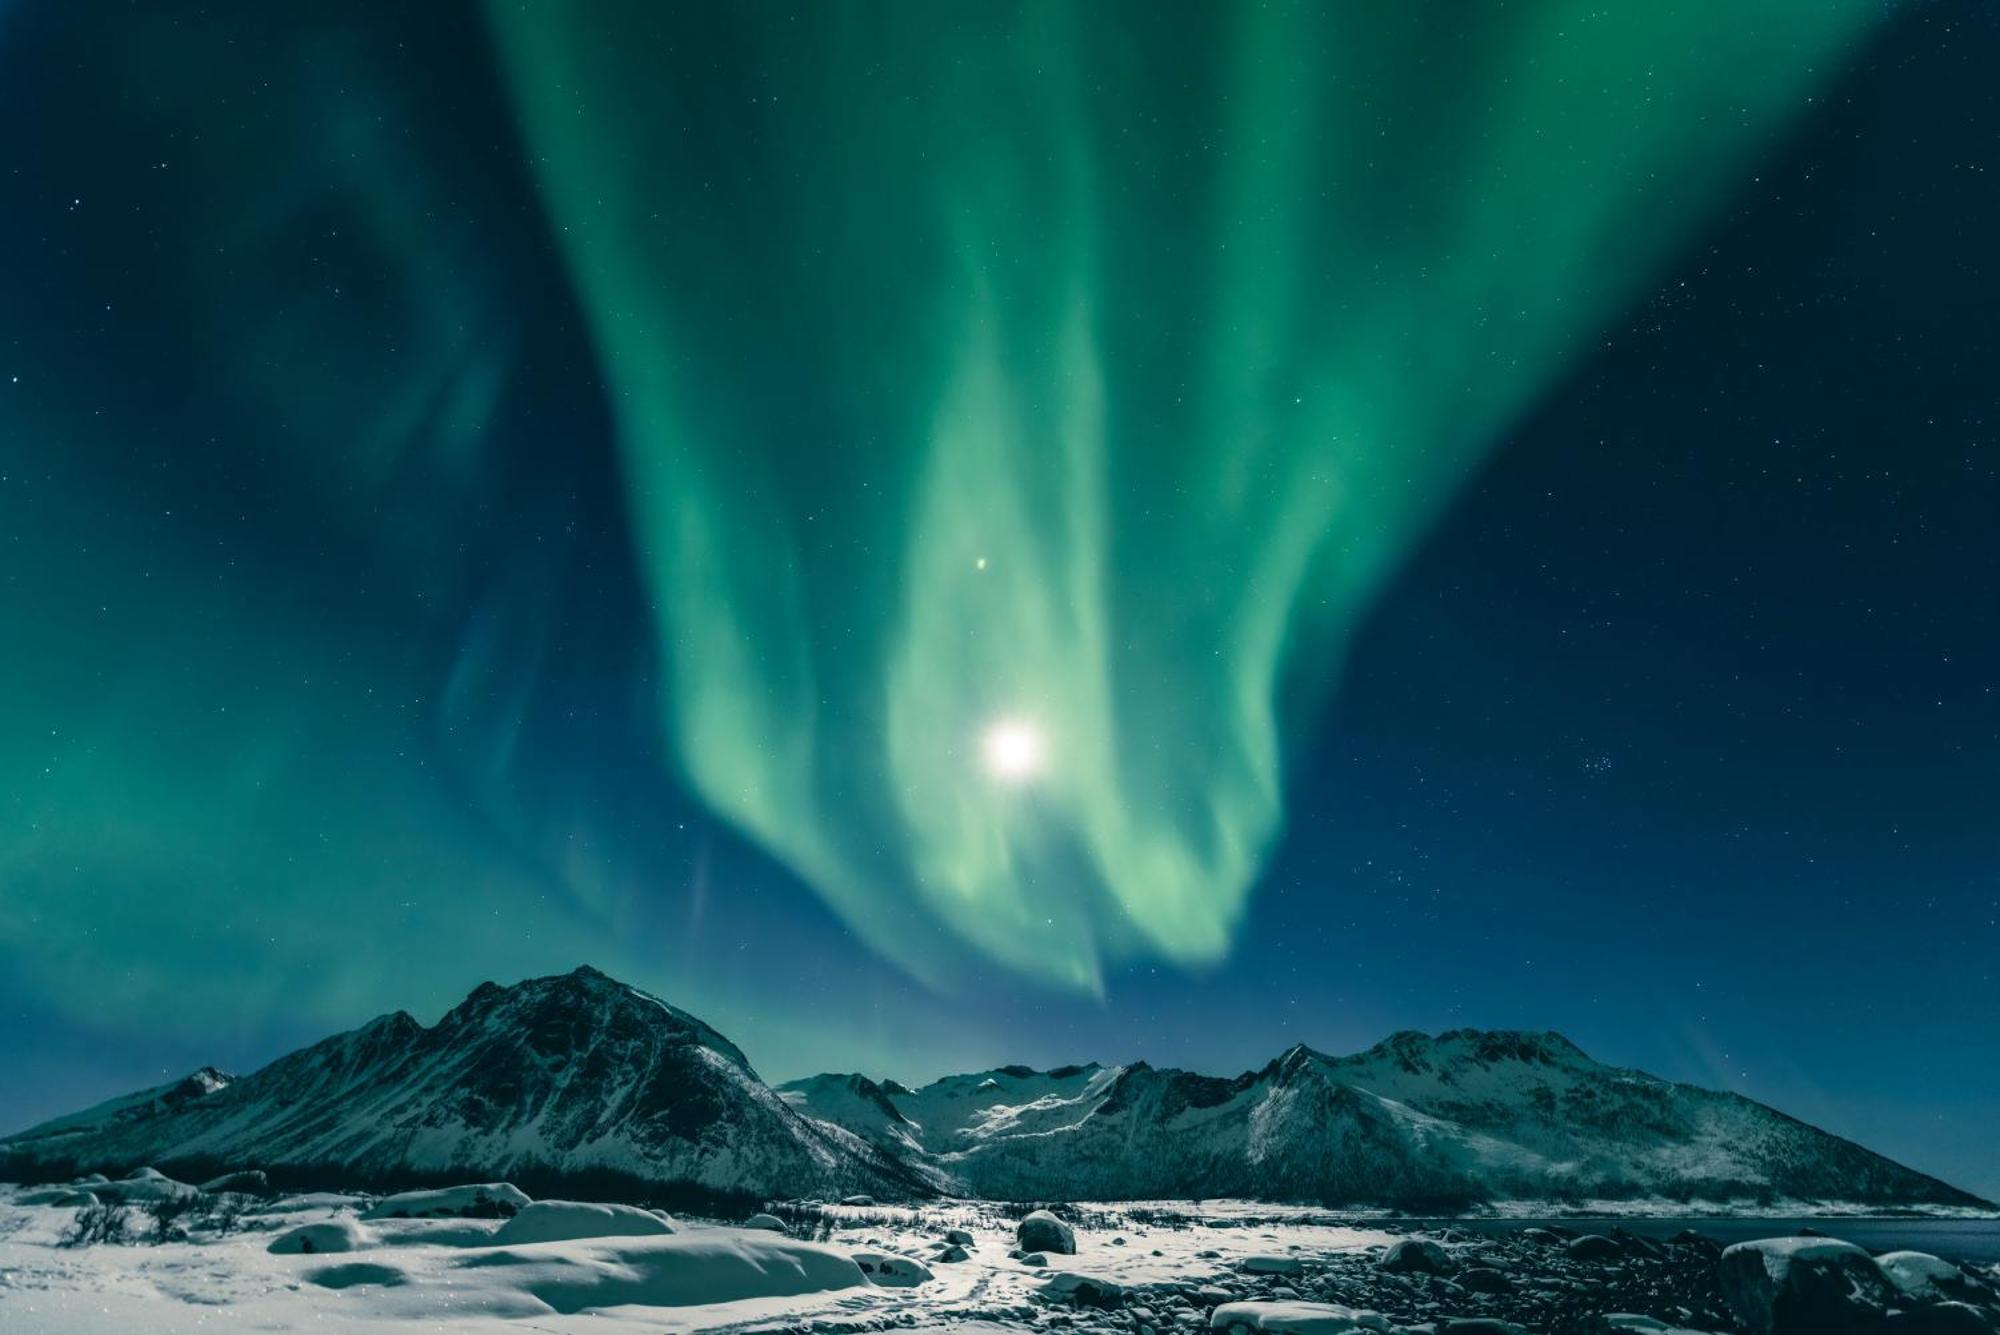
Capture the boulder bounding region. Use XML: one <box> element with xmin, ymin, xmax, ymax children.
<box><xmin>199</xmin><ymin>1170</ymin><xmax>271</xmax><ymax>1196</ymax></box>
<box><xmin>1017</xmin><ymin>1208</ymin><xmax>1077</xmax><ymax>1255</ymax></box>
<box><xmin>946</xmin><ymin>1227</ymin><xmax>975</xmax><ymax>1246</ymax></box>
<box><xmin>1043</xmin><ymin>1271</ymin><xmax>1125</xmax><ymax>1308</ymax></box>
<box><xmin>1377</xmin><ymin>1239</ymin><xmax>1454</xmax><ymax>1275</ymax></box>
<box><xmin>1883</xmin><ymin>1305</ymin><xmax>1998</xmax><ymax>1335</ymax></box>
<box><xmin>1719</xmin><ymin>1237</ymin><xmax>1897</xmax><ymax>1335</ymax></box>
<box><xmin>1208</xmin><ymin>1300</ymin><xmax>1395</xmax><ymax>1333</ymax></box>
<box><xmin>1567</xmin><ymin>1234</ymin><xmax>1626</xmax><ymax>1263</ymax></box>
<box><xmin>1458</xmin><ymin>1266</ymin><xmax>1512</xmax><ymax>1293</ymax></box>
<box><xmin>743</xmin><ymin>1212</ymin><xmax>788</xmax><ymax>1232</ymax></box>
<box><xmin>1243</xmin><ymin>1255</ymin><xmax>1304</xmax><ymax>1275</ymax></box>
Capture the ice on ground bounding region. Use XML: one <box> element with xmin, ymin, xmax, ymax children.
<box><xmin>1209</xmin><ymin>1299</ymin><xmax>1395</xmax><ymax>1332</ymax></box>
<box><xmin>491</xmin><ymin>1200</ymin><xmax>676</xmax><ymax>1245</ymax></box>
<box><xmin>359</xmin><ymin>1183</ymin><xmax>531</xmax><ymax>1219</ymax></box>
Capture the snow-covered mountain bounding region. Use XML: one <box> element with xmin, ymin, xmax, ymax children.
<box><xmin>781</xmin><ymin>1031</ymin><xmax>1987</xmax><ymax>1209</ymax></box>
<box><xmin>4</xmin><ymin>970</ymin><xmax>1982</xmax><ymax>1211</ymax></box>
<box><xmin>0</xmin><ymin>967</ymin><xmax>920</xmax><ymax>1203</ymax></box>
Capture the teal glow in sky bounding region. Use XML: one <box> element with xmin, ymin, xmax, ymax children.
<box><xmin>489</xmin><ymin>0</ymin><xmax>1878</xmax><ymax>991</ymax></box>
<box><xmin>14</xmin><ymin>0</ymin><xmax>1999</xmax><ymax>1205</ymax></box>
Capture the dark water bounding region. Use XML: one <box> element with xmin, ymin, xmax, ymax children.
<box><xmin>1401</xmin><ymin>1217</ymin><xmax>2000</xmax><ymax>1267</ymax></box>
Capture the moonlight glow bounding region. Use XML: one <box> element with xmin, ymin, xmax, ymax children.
<box><xmin>981</xmin><ymin>721</ymin><xmax>1046</xmax><ymax>785</ymax></box>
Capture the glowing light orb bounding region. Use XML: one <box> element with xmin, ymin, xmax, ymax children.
<box><xmin>981</xmin><ymin>719</ymin><xmax>1045</xmax><ymax>784</ymax></box>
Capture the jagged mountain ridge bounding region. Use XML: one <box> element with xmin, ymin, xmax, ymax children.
<box><xmin>781</xmin><ymin>1030</ymin><xmax>1987</xmax><ymax>1208</ymax></box>
<box><xmin>0</xmin><ymin>967</ymin><xmax>920</xmax><ymax>1201</ymax></box>
<box><xmin>2</xmin><ymin>969</ymin><xmax>1982</xmax><ymax>1210</ymax></box>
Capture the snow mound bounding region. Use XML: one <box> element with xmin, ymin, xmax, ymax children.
<box><xmin>491</xmin><ymin>1200</ymin><xmax>676</xmax><ymax>1245</ymax></box>
<box><xmin>361</xmin><ymin>1183</ymin><xmax>530</xmax><ymax>1219</ymax></box>
<box><xmin>16</xmin><ymin>1186</ymin><xmax>99</xmax><ymax>1207</ymax></box>
<box><xmin>447</xmin><ymin>1231</ymin><xmax>870</xmax><ymax>1314</ymax></box>
<box><xmin>744</xmin><ymin>1212</ymin><xmax>788</xmax><ymax>1232</ymax></box>
<box><xmin>1209</xmin><ymin>1300</ymin><xmax>1395</xmax><ymax>1333</ymax></box>
<box><xmin>269</xmin><ymin>1219</ymin><xmax>374</xmax><ymax>1254</ymax></box>
<box><xmin>306</xmin><ymin>1260</ymin><xmax>409</xmax><ymax>1289</ymax></box>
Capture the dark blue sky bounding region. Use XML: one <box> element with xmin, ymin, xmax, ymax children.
<box><xmin>1</xmin><ymin>0</ymin><xmax>1995</xmax><ymax>1202</ymax></box>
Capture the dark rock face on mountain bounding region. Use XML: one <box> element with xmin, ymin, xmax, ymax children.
<box><xmin>5</xmin><ymin>970</ymin><xmax>1984</xmax><ymax>1212</ymax></box>
<box><xmin>783</xmin><ymin>1030</ymin><xmax>1988</xmax><ymax>1210</ymax></box>
<box><xmin>0</xmin><ymin>967</ymin><xmax>918</xmax><ymax>1202</ymax></box>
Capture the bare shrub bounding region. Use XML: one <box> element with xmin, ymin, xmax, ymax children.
<box><xmin>58</xmin><ymin>1203</ymin><xmax>129</xmax><ymax>1248</ymax></box>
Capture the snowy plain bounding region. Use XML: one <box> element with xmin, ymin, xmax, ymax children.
<box><xmin>0</xmin><ymin>1184</ymin><xmax>1399</xmax><ymax>1334</ymax></box>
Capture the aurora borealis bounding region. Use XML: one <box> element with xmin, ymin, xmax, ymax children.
<box><xmin>486</xmin><ymin>0</ymin><xmax>1877</xmax><ymax>990</ymax></box>
<box><xmin>3</xmin><ymin>0</ymin><xmax>1998</xmax><ymax>1198</ymax></box>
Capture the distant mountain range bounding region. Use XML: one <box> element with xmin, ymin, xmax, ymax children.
<box><xmin>2</xmin><ymin>967</ymin><xmax>1984</xmax><ymax>1212</ymax></box>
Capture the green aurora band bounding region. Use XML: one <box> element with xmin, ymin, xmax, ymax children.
<box><xmin>488</xmin><ymin>1</ymin><xmax>1880</xmax><ymax>992</ymax></box>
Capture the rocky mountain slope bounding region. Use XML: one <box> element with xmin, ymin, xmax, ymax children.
<box><xmin>781</xmin><ymin>1031</ymin><xmax>1987</xmax><ymax>1209</ymax></box>
<box><xmin>0</xmin><ymin>967</ymin><xmax>920</xmax><ymax>1202</ymax></box>
<box><xmin>3</xmin><ymin>969</ymin><xmax>1981</xmax><ymax>1211</ymax></box>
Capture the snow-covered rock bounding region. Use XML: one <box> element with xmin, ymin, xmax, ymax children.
<box><xmin>95</xmin><ymin>1170</ymin><xmax>199</xmax><ymax>1203</ymax></box>
<box><xmin>1876</xmin><ymin>1250</ymin><xmax>1985</xmax><ymax>1305</ymax></box>
<box><xmin>1718</xmin><ymin>1236</ymin><xmax>1897</xmax><ymax>1334</ymax></box>
<box><xmin>268</xmin><ymin>1219</ymin><xmax>373</xmax><ymax>1254</ymax></box>
<box><xmin>198</xmin><ymin>1169</ymin><xmax>269</xmax><ymax>1195</ymax></box>
<box><xmin>1017</xmin><ymin>1208</ymin><xmax>1076</xmax><ymax>1254</ymax></box>
<box><xmin>850</xmin><ymin>1249</ymin><xmax>933</xmax><ymax>1286</ymax></box>
<box><xmin>361</xmin><ymin>1183</ymin><xmax>530</xmax><ymax>1219</ymax></box>
<box><xmin>744</xmin><ymin>1212</ymin><xmax>789</xmax><ymax>1232</ymax></box>
<box><xmin>490</xmin><ymin>1199</ymin><xmax>676</xmax><ymax>1244</ymax></box>
<box><xmin>1209</xmin><ymin>1299</ymin><xmax>1394</xmax><ymax>1332</ymax></box>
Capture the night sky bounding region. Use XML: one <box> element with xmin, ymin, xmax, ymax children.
<box><xmin>2</xmin><ymin>2</ymin><xmax>1995</xmax><ymax>1200</ymax></box>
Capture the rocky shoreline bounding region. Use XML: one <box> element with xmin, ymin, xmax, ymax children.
<box><xmin>978</xmin><ymin>1211</ymin><xmax>2000</xmax><ymax>1335</ymax></box>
